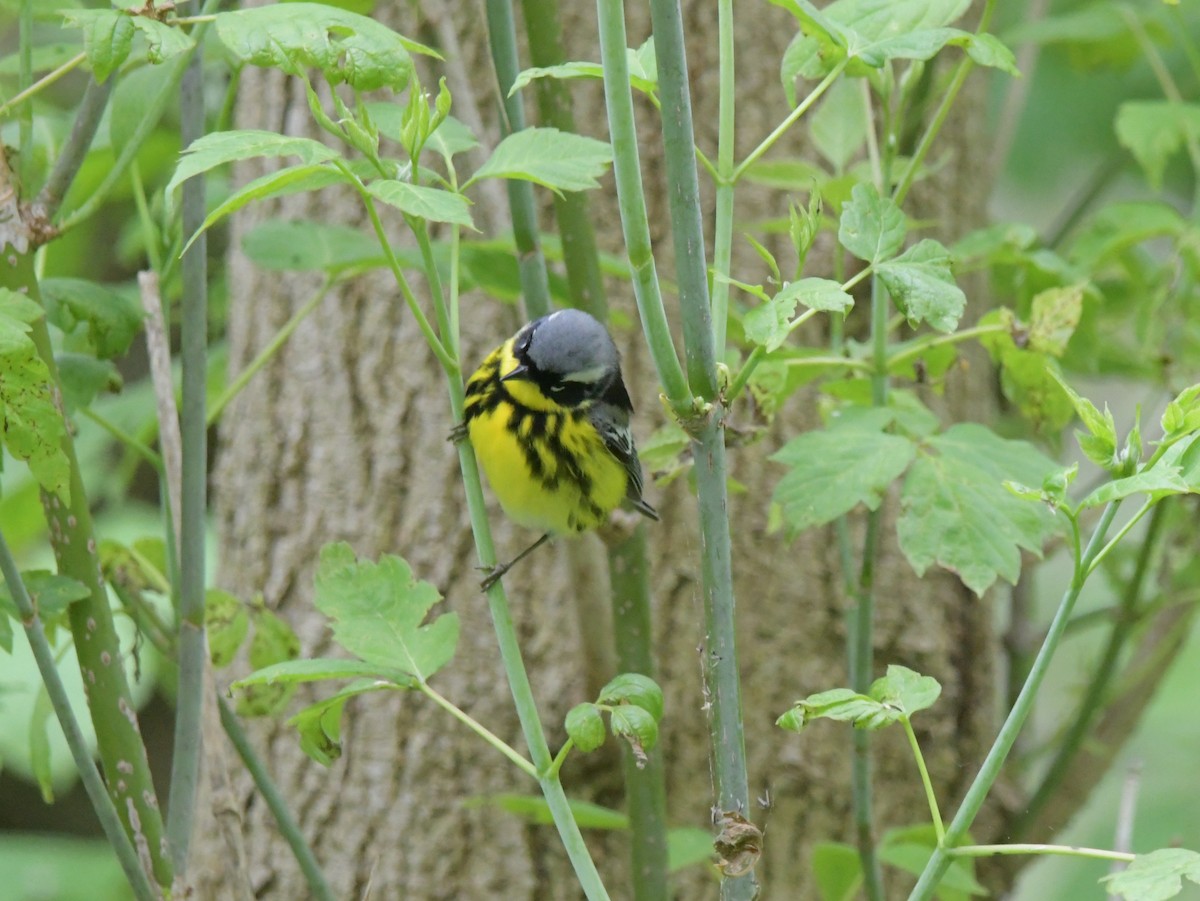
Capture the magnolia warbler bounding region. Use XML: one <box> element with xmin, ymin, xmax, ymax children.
<box><xmin>457</xmin><ymin>309</ymin><xmax>658</xmax><ymax>588</ymax></box>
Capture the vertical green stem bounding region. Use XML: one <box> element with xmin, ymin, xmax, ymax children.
<box><xmin>0</xmin><ymin>533</ymin><xmax>161</xmax><ymax>901</ymax></box>
<box><xmin>167</xmin><ymin>50</ymin><xmax>209</xmax><ymax>871</ymax></box>
<box><xmin>17</xmin><ymin>0</ymin><xmax>33</xmax><ymax>188</ymax></box>
<box><xmin>484</xmin><ymin>0</ymin><xmax>552</xmax><ymax>319</ymax></box>
<box><xmin>607</xmin><ymin>528</ymin><xmax>669</xmax><ymax>901</ymax></box>
<box><xmin>595</xmin><ymin>0</ymin><xmax>689</xmax><ymax>411</ymax></box>
<box><xmin>908</xmin><ymin>502</ymin><xmax>1122</xmax><ymax>901</ymax></box>
<box><xmin>710</xmin><ymin>0</ymin><xmax>736</xmax><ymax>354</ymax></box>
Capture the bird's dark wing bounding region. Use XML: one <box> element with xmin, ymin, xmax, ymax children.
<box><xmin>589</xmin><ymin>395</ymin><xmax>659</xmax><ymax>522</ymax></box>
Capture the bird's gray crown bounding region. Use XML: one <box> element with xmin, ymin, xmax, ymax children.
<box><xmin>522</xmin><ymin>309</ymin><xmax>619</xmax><ymax>381</ymax></box>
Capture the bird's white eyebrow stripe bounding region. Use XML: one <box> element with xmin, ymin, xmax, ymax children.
<box><xmin>562</xmin><ymin>364</ymin><xmax>607</xmax><ymax>383</ymax></box>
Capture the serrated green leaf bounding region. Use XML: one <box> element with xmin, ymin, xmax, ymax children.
<box><xmin>0</xmin><ymin>288</ymin><xmax>46</xmax><ymax>325</ymax></box>
<box><xmin>869</xmin><ymin>665</ymin><xmax>941</xmax><ymax>716</ymax></box>
<box><xmin>511</xmin><ymin>47</ymin><xmax>658</xmax><ymax>97</ymax></box>
<box><xmin>772</xmin><ymin>418</ymin><xmax>916</xmax><ymax>531</ymax></box>
<box><xmin>565</xmin><ymin>703</ymin><xmax>606</xmax><ymax>752</ymax></box>
<box><xmin>241</xmin><ymin>219</ymin><xmax>386</xmax><ymax>274</ymax></box>
<box><xmin>237</xmin><ymin>605</ymin><xmax>302</xmax><ymax>717</ymax></box>
<box><xmin>205</xmin><ymin>589</ymin><xmax>249</xmax><ymax>669</ymax></box>
<box><xmin>597</xmin><ymin>673</ymin><xmax>664</xmax><ymax>722</ymax></box>
<box><xmin>129</xmin><ymin>16</ymin><xmax>194</xmax><ymax>64</ymax></box>
<box><xmin>838</xmin><ymin>182</ymin><xmax>906</xmax><ymax>263</ymax></box>
<box><xmin>0</xmin><ymin>324</ymin><xmax>70</xmax><ymax>500</ymax></box>
<box><xmin>1080</xmin><ymin>464</ymin><xmax>1191</xmax><ymax>509</ymax></box>
<box><xmin>40</xmin><ymin>279</ymin><xmax>143</xmax><ymax>360</ymax></box>
<box><xmin>366</xmin><ymin>180</ymin><xmax>475</xmax><ymax>227</ymax></box>
<box><xmin>898</xmin><ymin>424</ymin><xmax>1062</xmax><ymax>595</ymax></box>
<box><xmin>1101</xmin><ymin>848</ymin><xmax>1200</xmax><ymax>901</ymax></box>
<box><xmin>1046</xmin><ymin>370</ymin><xmax>1117</xmax><ymax>468</ymax></box>
<box><xmin>1161</xmin><ymin>384</ymin><xmax>1200</xmax><ymax>439</ymax></box>
<box><xmin>0</xmin><ymin>571</ymin><xmax>89</xmax><ymax>621</ymax></box>
<box><xmin>1028</xmin><ymin>283</ymin><xmax>1084</xmax><ymax>357</ymax></box>
<box><xmin>744</xmin><ymin>278</ymin><xmax>854</xmax><ymax>352</ymax></box>
<box><xmin>609</xmin><ymin>704</ymin><xmax>658</xmax><ymax>753</ymax></box>
<box><xmin>467</xmin><ymin>128</ymin><xmax>612</xmax><ymax>193</ymax></box>
<box><xmin>424</xmin><ymin>116</ymin><xmax>481</xmax><ymax>165</ymax></box>
<box><xmin>60</xmin><ymin>9</ymin><xmax>133</xmax><ymax>82</ymax></box>
<box><xmin>214</xmin><ymin>3</ymin><xmax>436</xmax><ymax>91</ymax></box>
<box><xmin>186</xmin><ymin>164</ymin><xmax>352</xmax><ymax>252</ymax></box>
<box><xmin>167</xmin><ymin>130</ymin><xmax>341</xmax><ymax>198</ymax></box>
<box><xmin>1115</xmin><ymin>101</ymin><xmax>1200</xmax><ymax>191</ymax></box>
<box><xmin>876</xmin><ymin>239</ymin><xmax>965</xmax><ymax>333</ymax></box>
<box><xmin>313</xmin><ymin>542</ymin><xmax>458</xmax><ymax>680</ymax></box>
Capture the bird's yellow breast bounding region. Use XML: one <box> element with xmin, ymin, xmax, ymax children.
<box><xmin>464</xmin><ymin>342</ymin><xmax>628</xmax><ymax>534</ymax></box>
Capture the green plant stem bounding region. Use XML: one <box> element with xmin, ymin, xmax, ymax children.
<box><xmin>485</xmin><ymin>0</ymin><xmax>552</xmax><ymax>319</ymax></box>
<box><xmin>908</xmin><ymin>500</ymin><xmax>1122</xmax><ymax>901</ymax></box>
<box><xmin>0</xmin><ymin>52</ymin><xmax>86</xmax><ymax>120</ymax></box>
<box><xmin>595</xmin><ymin>0</ymin><xmax>689</xmax><ymax>413</ymax></box>
<box><xmin>80</xmin><ymin>408</ymin><xmax>163</xmax><ymax>470</ymax></box>
<box><xmin>0</xmin><ymin>533</ymin><xmax>162</xmax><ymax>901</ymax></box>
<box><xmin>607</xmin><ymin>527</ymin><xmax>669</xmax><ymax>901</ymax></box>
<box><xmin>33</xmin><ymin>76</ymin><xmax>114</xmax><ymax>224</ymax></box>
<box><xmin>519</xmin><ymin>0</ymin><xmax>608</xmax><ymax>319</ymax></box>
<box><xmin>217</xmin><ymin>697</ymin><xmax>335</xmax><ymax>901</ymax></box>
<box><xmin>1085</xmin><ymin>498</ymin><xmax>1155</xmax><ymax>579</ymax></box>
<box><xmin>207</xmin><ymin>277</ymin><xmax>334</xmax><ymax>425</ymax></box>
<box><xmin>3</xmin><ymin>249</ymin><xmax>173</xmax><ymax>889</ymax></box>
<box><xmin>903</xmin><ymin>718</ymin><xmax>945</xmax><ymax>844</ymax></box>
<box><xmin>419</xmin><ymin>683</ymin><xmax>538</xmax><ymax>779</ymax></box>
<box><xmin>1012</xmin><ymin>500</ymin><xmax>1168</xmax><ymax>839</ymax></box>
<box><xmin>166</xmin><ymin>51</ymin><xmax>208</xmax><ymax>871</ymax></box>
<box><xmin>892</xmin><ymin>0</ymin><xmax>997</xmax><ymax>206</ymax></box>
<box><xmin>949</xmin><ymin>844</ymin><xmax>1134</xmax><ymax>863</ymax></box>
<box><xmin>710</xmin><ymin>0</ymin><xmax>736</xmax><ymax>353</ymax></box>
<box><xmin>731</xmin><ymin>61</ymin><xmax>847</xmax><ymax>183</ymax></box>
<box><xmin>886</xmin><ymin>322</ymin><xmax>1008</xmax><ymax>370</ymax></box>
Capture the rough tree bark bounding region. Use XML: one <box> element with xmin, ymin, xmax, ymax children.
<box><xmin>191</xmin><ymin>2</ymin><xmax>1008</xmax><ymax>897</ymax></box>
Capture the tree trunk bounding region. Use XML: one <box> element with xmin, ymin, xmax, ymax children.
<box><xmin>191</xmin><ymin>2</ymin><xmax>1006</xmax><ymax>897</ymax></box>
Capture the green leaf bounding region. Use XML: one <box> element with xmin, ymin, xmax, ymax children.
<box><xmin>869</xmin><ymin>665</ymin><xmax>941</xmax><ymax>716</ymax></box>
<box><xmin>467</xmin><ymin>128</ymin><xmax>613</xmax><ymax>193</ymax></box>
<box><xmin>978</xmin><ymin>309</ymin><xmax>1075</xmax><ymax>435</ymax></box>
<box><xmin>772</xmin><ymin>414</ymin><xmax>917</xmax><ymax>531</ymax></box>
<box><xmin>876</xmin><ymin>239</ymin><xmax>965</xmax><ymax>333</ymax></box>
<box><xmin>167</xmin><ymin>130</ymin><xmax>341</xmax><ymax>198</ymax></box>
<box><xmin>511</xmin><ymin>40</ymin><xmax>659</xmax><ymax>97</ymax></box>
<box><xmin>812</xmin><ymin>842</ymin><xmax>862</xmax><ymax>901</ymax></box>
<box><xmin>963</xmin><ymin>32</ymin><xmax>1019</xmax><ymax>75</ymax></box>
<box><xmin>597</xmin><ymin>673</ymin><xmax>664</xmax><ymax>722</ymax></box>
<box><xmin>1115</xmin><ymin>101</ymin><xmax>1200</xmax><ymax>191</ymax></box>
<box><xmin>1161</xmin><ymin>384</ymin><xmax>1200</xmax><ymax>440</ymax></box>
<box><xmin>609</xmin><ymin>704</ymin><xmax>658</xmax><ymax>753</ymax></box>
<box><xmin>0</xmin><ymin>288</ymin><xmax>46</xmax><ymax>325</ymax></box>
<box><xmin>1067</xmin><ymin>201</ymin><xmax>1185</xmax><ymax>269</ymax></box>
<box><xmin>838</xmin><ymin>182</ymin><xmax>906</xmax><ymax>263</ymax></box>
<box><xmin>743</xmin><ymin>278</ymin><xmax>854</xmax><ymax>352</ymax></box>
<box><xmin>0</xmin><ymin>571</ymin><xmax>89</xmax><ymax>620</ymax></box>
<box><xmin>424</xmin><ymin>116</ymin><xmax>482</xmax><ymax>165</ymax></box>
<box><xmin>205</xmin><ymin>589</ymin><xmax>249</xmax><ymax>669</ymax></box>
<box><xmin>1101</xmin><ymin>848</ymin><xmax>1200</xmax><ymax>901</ymax></box>
<box><xmin>810</xmin><ymin>77</ymin><xmax>869</xmax><ymax>171</ymax></box>
<box><xmin>187</xmin><ymin>164</ymin><xmax>353</xmax><ymax>251</ymax></box>
<box><xmin>366</xmin><ymin>180</ymin><xmax>475</xmax><ymax>228</ymax></box>
<box><xmin>129</xmin><ymin>17</ymin><xmax>194</xmax><ymax>64</ymax></box>
<box><xmin>668</xmin><ymin>827</ymin><xmax>718</xmax><ymax>875</ymax></box>
<box><xmin>0</xmin><ymin>319</ymin><xmax>70</xmax><ymax>500</ymax></box>
<box><xmin>236</xmin><ymin>605</ymin><xmax>302</xmax><ymax>717</ymax></box>
<box><xmin>565</xmin><ymin>703</ymin><xmax>606</xmax><ymax>752</ymax></box>
<box><xmin>898</xmin><ymin>424</ymin><xmax>1062</xmax><ymax>595</ymax></box>
<box><xmin>878</xmin><ymin>841</ymin><xmax>986</xmax><ymax>895</ymax></box>
<box><xmin>288</xmin><ymin>679</ymin><xmax>392</xmax><ymax>766</ymax></box>
<box><xmin>241</xmin><ymin>219</ymin><xmax>386</xmax><ymax>274</ymax></box>
<box><xmin>1079</xmin><ymin>464</ymin><xmax>1191</xmax><ymax>509</ymax></box>
<box><xmin>60</xmin><ymin>9</ymin><xmax>133</xmax><ymax>83</ymax></box>
<box><xmin>1028</xmin><ymin>283</ymin><xmax>1084</xmax><ymax>357</ymax></box>
<box><xmin>312</xmin><ymin>542</ymin><xmax>458</xmax><ymax>680</ymax></box>
<box><xmin>40</xmin><ymin>279</ymin><xmax>143</xmax><ymax>360</ymax></box>
<box><xmin>777</xmin><ymin>687</ymin><xmax>900</xmax><ymax>731</ymax></box>
<box><xmin>234</xmin><ymin>657</ymin><xmax>415</xmax><ymax>688</ymax></box>
<box><xmin>56</xmin><ymin>354</ymin><xmax>122</xmax><ymax>413</ymax></box>
<box><xmin>1046</xmin><ymin>369</ymin><xmax>1118</xmax><ymax>469</ymax></box>
<box><xmin>214</xmin><ymin>3</ymin><xmax>437</xmax><ymax>92</ymax></box>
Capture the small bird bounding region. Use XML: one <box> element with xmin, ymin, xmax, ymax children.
<box><xmin>457</xmin><ymin>309</ymin><xmax>658</xmax><ymax>588</ymax></box>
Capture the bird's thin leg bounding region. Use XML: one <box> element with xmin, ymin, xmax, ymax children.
<box><xmin>480</xmin><ymin>533</ymin><xmax>551</xmax><ymax>590</ymax></box>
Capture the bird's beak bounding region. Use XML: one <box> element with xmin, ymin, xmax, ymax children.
<box><xmin>501</xmin><ymin>363</ymin><xmax>531</xmax><ymax>382</ymax></box>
